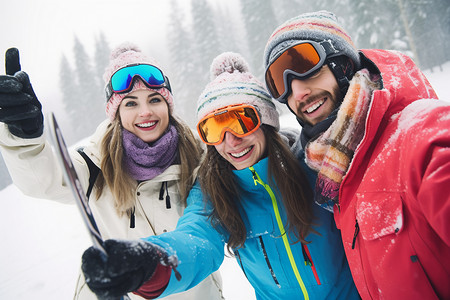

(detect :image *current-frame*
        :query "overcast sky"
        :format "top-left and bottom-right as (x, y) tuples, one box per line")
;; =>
(0, 0), (174, 69)
(0, 0), (188, 115)
(1, 0), (243, 120)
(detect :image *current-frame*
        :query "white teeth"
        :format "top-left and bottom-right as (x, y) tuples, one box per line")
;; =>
(230, 147), (251, 158)
(305, 99), (325, 114)
(136, 121), (156, 128)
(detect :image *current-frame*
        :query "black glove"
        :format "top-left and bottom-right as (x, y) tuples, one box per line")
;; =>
(0, 48), (43, 138)
(82, 239), (179, 300)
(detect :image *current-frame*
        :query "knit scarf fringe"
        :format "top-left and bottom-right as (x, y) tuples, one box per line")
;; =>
(305, 69), (380, 208)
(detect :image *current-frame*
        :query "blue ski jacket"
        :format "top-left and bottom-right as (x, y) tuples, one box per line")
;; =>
(144, 157), (359, 299)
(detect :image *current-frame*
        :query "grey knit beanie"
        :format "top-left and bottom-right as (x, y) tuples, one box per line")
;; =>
(264, 11), (361, 73)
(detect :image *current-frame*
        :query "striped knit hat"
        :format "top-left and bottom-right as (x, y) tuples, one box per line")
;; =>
(264, 11), (361, 98)
(197, 52), (279, 130)
(104, 42), (174, 121)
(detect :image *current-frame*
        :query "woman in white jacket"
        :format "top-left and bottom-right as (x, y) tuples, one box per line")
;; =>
(0, 44), (223, 299)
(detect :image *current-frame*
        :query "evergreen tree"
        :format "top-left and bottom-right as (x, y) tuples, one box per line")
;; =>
(403, 0), (450, 70)
(191, 0), (222, 84)
(94, 32), (111, 92)
(211, 2), (242, 54)
(59, 54), (79, 144)
(166, 0), (222, 126)
(396, 0), (423, 64)
(59, 36), (106, 143)
(271, 0), (312, 24)
(72, 36), (104, 140)
(167, 0), (198, 127)
(239, 0), (278, 77)
(342, 0), (402, 51)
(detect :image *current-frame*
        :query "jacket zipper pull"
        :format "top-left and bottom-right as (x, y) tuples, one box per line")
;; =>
(166, 194), (171, 209)
(302, 244), (312, 266)
(250, 168), (258, 186)
(130, 207), (135, 228)
(159, 182), (165, 200)
(165, 182), (171, 209)
(352, 219), (360, 249)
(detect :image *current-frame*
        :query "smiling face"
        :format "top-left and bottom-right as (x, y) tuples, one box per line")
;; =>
(214, 128), (266, 170)
(118, 89), (169, 143)
(287, 65), (342, 126)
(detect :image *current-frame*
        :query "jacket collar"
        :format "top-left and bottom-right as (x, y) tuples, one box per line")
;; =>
(232, 157), (269, 185)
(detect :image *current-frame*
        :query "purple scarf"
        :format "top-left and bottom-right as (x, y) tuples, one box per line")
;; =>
(122, 125), (179, 181)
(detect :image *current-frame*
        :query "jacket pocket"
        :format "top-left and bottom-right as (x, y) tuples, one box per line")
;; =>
(356, 192), (403, 240)
(245, 213), (275, 239)
(354, 192), (441, 298)
(237, 214), (281, 287)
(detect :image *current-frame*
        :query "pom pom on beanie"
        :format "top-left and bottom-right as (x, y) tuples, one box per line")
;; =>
(197, 52), (279, 130)
(210, 53), (250, 80)
(104, 42), (174, 121)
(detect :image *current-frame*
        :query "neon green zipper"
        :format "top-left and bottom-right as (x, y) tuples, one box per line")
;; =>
(249, 167), (309, 300)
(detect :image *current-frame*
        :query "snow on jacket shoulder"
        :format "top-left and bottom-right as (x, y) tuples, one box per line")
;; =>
(0, 119), (223, 300)
(335, 49), (450, 299)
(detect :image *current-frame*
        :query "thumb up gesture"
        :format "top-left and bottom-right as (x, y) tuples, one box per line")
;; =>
(0, 48), (43, 138)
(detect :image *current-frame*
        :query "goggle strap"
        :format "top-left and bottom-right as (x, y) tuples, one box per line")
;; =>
(105, 83), (113, 101)
(319, 40), (340, 57)
(164, 76), (172, 94)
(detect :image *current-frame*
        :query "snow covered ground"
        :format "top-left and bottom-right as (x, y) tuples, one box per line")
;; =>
(0, 61), (449, 299)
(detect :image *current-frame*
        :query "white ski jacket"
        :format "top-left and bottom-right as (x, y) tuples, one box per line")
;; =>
(0, 120), (223, 300)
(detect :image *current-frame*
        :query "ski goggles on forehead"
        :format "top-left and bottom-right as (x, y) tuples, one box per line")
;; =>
(197, 104), (261, 146)
(105, 64), (171, 100)
(265, 40), (338, 102)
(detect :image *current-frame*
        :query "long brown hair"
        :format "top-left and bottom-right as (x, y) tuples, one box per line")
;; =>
(198, 125), (314, 252)
(95, 111), (203, 216)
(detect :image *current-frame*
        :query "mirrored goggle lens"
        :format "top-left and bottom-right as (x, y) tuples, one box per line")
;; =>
(197, 106), (261, 145)
(111, 64), (165, 92)
(265, 43), (322, 99)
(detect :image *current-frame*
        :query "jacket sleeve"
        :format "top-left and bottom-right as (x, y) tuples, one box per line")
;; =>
(405, 100), (450, 247)
(0, 123), (89, 203)
(142, 181), (226, 298)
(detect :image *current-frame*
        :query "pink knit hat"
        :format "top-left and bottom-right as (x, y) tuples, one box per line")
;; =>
(104, 42), (174, 121)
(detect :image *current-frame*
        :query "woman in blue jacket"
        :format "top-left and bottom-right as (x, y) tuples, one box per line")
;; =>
(81, 52), (359, 300)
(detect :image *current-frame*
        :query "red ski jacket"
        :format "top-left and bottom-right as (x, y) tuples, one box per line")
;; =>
(334, 49), (450, 299)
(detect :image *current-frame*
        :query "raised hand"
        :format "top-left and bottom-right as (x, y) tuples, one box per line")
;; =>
(0, 48), (43, 138)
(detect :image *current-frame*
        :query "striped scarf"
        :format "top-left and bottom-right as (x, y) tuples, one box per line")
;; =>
(305, 69), (380, 209)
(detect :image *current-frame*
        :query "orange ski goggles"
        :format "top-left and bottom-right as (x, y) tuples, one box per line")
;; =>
(265, 40), (338, 102)
(197, 104), (261, 145)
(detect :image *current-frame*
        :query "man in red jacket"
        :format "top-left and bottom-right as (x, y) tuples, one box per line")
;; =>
(263, 10), (450, 299)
